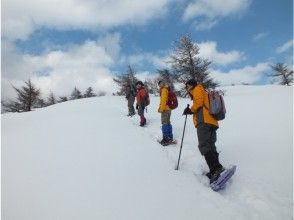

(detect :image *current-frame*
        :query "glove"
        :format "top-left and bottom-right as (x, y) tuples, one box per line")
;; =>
(183, 107), (193, 115)
(136, 104), (139, 110)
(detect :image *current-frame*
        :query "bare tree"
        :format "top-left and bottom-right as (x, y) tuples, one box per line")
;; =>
(2, 79), (41, 112)
(58, 96), (68, 103)
(113, 64), (138, 96)
(47, 92), (57, 105)
(2, 100), (23, 113)
(269, 63), (293, 86)
(35, 98), (46, 108)
(84, 87), (96, 98)
(71, 87), (83, 100)
(168, 36), (218, 96)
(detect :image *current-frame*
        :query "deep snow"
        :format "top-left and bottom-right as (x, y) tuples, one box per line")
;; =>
(2, 85), (293, 220)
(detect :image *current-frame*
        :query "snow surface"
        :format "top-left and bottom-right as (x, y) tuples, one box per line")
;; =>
(2, 85), (293, 220)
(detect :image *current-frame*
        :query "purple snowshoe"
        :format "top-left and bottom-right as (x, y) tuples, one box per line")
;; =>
(210, 165), (236, 191)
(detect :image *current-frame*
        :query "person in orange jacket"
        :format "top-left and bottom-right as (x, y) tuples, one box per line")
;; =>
(135, 81), (148, 126)
(158, 80), (174, 145)
(183, 79), (224, 183)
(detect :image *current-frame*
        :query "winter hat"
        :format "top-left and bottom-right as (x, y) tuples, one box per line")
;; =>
(158, 80), (165, 85)
(136, 81), (144, 86)
(185, 79), (197, 87)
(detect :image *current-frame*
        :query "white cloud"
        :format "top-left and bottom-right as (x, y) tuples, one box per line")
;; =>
(124, 53), (170, 69)
(192, 19), (219, 31)
(276, 39), (294, 53)
(135, 71), (159, 82)
(123, 41), (243, 71)
(2, 0), (170, 41)
(183, 0), (251, 30)
(198, 41), (243, 65)
(2, 34), (121, 100)
(253, 32), (269, 41)
(211, 62), (270, 85)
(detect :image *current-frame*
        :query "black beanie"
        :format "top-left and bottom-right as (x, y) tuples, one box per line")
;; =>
(185, 79), (197, 87)
(136, 81), (144, 86)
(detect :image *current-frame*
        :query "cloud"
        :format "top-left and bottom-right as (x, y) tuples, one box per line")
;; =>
(192, 19), (219, 31)
(2, 34), (121, 100)
(123, 52), (170, 70)
(210, 62), (270, 85)
(276, 39), (294, 53)
(198, 41), (243, 65)
(2, 0), (170, 41)
(135, 71), (159, 82)
(253, 32), (269, 41)
(183, 0), (251, 30)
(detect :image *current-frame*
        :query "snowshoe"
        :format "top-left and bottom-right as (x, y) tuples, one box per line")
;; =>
(210, 165), (236, 191)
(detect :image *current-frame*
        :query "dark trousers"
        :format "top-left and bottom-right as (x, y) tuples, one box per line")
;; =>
(196, 123), (218, 155)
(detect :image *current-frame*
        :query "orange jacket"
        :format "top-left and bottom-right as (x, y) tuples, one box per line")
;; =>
(158, 86), (170, 112)
(188, 84), (218, 128)
(136, 87), (147, 106)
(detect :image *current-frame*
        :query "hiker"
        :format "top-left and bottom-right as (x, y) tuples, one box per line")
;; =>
(125, 83), (136, 116)
(157, 80), (174, 145)
(183, 79), (224, 183)
(135, 81), (148, 126)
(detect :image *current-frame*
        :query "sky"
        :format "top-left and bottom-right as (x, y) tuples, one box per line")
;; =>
(1, 0), (293, 99)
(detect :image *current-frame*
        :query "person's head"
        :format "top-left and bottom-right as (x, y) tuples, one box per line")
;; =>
(158, 80), (165, 88)
(185, 79), (197, 90)
(136, 81), (144, 88)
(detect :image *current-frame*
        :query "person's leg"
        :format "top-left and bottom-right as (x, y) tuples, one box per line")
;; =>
(161, 112), (169, 142)
(138, 105), (146, 126)
(197, 124), (223, 181)
(164, 110), (173, 140)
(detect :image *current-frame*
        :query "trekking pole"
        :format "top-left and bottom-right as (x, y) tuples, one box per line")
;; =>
(175, 104), (189, 170)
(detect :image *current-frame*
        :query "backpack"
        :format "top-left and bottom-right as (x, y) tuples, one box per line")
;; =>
(167, 89), (178, 110)
(142, 89), (150, 106)
(207, 90), (226, 121)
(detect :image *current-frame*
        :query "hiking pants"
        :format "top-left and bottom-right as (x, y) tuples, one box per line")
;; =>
(137, 105), (145, 116)
(196, 123), (218, 155)
(161, 110), (171, 124)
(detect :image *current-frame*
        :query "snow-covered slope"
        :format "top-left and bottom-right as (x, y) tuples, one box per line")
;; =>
(2, 85), (293, 220)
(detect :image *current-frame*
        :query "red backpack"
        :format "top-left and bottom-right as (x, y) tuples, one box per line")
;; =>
(141, 88), (150, 106)
(167, 89), (178, 110)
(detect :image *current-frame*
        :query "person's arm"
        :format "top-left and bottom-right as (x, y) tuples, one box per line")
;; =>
(191, 86), (204, 113)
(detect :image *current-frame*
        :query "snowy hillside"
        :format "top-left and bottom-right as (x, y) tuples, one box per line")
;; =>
(2, 85), (293, 220)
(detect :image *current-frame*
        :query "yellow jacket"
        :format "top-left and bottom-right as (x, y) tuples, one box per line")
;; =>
(188, 84), (218, 128)
(158, 86), (170, 112)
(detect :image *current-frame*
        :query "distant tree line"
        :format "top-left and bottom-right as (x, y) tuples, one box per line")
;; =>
(2, 80), (106, 113)
(114, 35), (293, 97)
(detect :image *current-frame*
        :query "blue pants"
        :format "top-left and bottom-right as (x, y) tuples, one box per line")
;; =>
(162, 124), (173, 140)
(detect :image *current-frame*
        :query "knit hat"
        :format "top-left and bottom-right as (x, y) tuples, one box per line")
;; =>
(185, 79), (197, 87)
(135, 81), (144, 86)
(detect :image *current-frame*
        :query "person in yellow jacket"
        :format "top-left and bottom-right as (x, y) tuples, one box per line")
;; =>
(183, 79), (224, 183)
(158, 81), (173, 146)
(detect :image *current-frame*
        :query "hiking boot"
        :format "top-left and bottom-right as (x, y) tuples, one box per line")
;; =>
(205, 171), (213, 179)
(160, 137), (173, 146)
(140, 119), (146, 126)
(209, 167), (225, 184)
